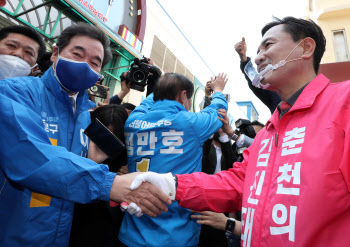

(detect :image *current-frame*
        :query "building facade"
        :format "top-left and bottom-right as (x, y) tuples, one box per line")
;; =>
(307, 0), (350, 83)
(236, 101), (259, 122)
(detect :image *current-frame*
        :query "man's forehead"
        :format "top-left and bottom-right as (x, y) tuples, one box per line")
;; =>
(257, 25), (293, 50)
(65, 35), (103, 54)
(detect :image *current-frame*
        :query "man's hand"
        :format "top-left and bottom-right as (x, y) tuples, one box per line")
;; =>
(110, 173), (171, 217)
(205, 81), (212, 97)
(191, 211), (227, 231)
(218, 109), (234, 137)
(234, 37), (248, 62)
(210, 73), (228, 94)
(130, 172), (176, 201)
(147, 57), (154, 66)
(191, 211), (242, 236)
(218, 128), (226, 137)
(118, 80), (131, 100)
(118, 73), (131, 101)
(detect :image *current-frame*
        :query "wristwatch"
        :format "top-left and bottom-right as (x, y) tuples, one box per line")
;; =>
(225, 218), (236, 233)
(230, 133), (239, 141)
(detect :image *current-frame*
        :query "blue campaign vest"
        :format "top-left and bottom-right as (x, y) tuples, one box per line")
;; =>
(0, 68), (108, 247)
(119, 93), (227, 247)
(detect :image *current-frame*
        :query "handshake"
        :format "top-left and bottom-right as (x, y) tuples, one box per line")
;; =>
(110, 172), (177, 217)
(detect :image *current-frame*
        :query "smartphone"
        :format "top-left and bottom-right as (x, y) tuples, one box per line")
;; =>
(87, 84), (110, 99)
(84, 118), (125, 160)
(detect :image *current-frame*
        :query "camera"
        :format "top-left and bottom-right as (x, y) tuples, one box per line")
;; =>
(87, 84), (110, 99)
(120, 57), (162, 92)
(234, 118), (256, 138)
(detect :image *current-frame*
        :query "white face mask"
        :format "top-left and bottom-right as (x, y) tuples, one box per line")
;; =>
(0, 54), (33, 80)
(245, 39), (304, 89)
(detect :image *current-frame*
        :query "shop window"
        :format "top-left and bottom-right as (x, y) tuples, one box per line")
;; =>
(333, 30), (349, 62)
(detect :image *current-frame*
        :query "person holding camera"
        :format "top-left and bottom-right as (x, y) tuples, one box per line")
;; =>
(109, 57), (161, 105)
(118, 72), (228, 247)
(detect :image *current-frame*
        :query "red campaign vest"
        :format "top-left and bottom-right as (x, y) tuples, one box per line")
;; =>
(240, 74), (350, 247)
(176, 74), (350, 247)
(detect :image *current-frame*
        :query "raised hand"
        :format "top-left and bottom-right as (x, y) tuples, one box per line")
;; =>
(218, 109), (234, 138)
(205, 81), (212, 97)
(210, 73), (228, 94)
(234, 37), (248, 62)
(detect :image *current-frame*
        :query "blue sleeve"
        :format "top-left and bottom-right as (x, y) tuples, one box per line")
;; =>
(0, 77), (38, 110)
(126, 93), (155, 125)
(190, 92), (228, 143)
(0, 94), (116, 203)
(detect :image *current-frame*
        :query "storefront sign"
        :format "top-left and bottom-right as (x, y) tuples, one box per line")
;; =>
(72, 0), (124, 32)
(118, 25), (143, 52)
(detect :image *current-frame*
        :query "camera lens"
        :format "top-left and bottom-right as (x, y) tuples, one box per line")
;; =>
(133, 70), (147, 82)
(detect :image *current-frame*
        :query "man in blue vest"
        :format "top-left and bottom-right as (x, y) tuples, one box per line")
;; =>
(0, 23), (170, 247)
(119, 72), (228, 247)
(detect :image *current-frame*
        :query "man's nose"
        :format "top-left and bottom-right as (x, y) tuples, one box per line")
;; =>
(11, 48), (24, 59)
(255, 52), (265, 66)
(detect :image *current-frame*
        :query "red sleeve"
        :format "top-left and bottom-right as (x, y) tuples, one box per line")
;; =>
(175, 158), (247, 213)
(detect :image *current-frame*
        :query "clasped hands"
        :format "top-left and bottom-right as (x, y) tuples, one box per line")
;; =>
(110, 172), (176, 217)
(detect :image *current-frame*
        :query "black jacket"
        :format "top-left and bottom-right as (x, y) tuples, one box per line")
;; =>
(202, 138), (237, 174)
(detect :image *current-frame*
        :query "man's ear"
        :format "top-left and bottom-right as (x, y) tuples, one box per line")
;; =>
(176, 90), (187, 104)
(50, 46), (59, 63)
(301, 37), (316, 60)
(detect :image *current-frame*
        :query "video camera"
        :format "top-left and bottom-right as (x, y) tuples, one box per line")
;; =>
(234, 118), (256, 138)
(120, 57), (162, 92)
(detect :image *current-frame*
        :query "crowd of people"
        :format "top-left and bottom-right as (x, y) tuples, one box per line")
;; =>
(0, 15), (349, 247)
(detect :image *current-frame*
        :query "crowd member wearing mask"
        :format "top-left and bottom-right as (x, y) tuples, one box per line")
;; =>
(0, 23), (171, 247)
(128, 17), (350, 247)
(0, 25), (46, 79)
(118, 73), (228, 247)
(194, 116), (264, 247)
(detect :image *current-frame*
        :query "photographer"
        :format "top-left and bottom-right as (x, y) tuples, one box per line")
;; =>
(229, 118), (264, 162)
